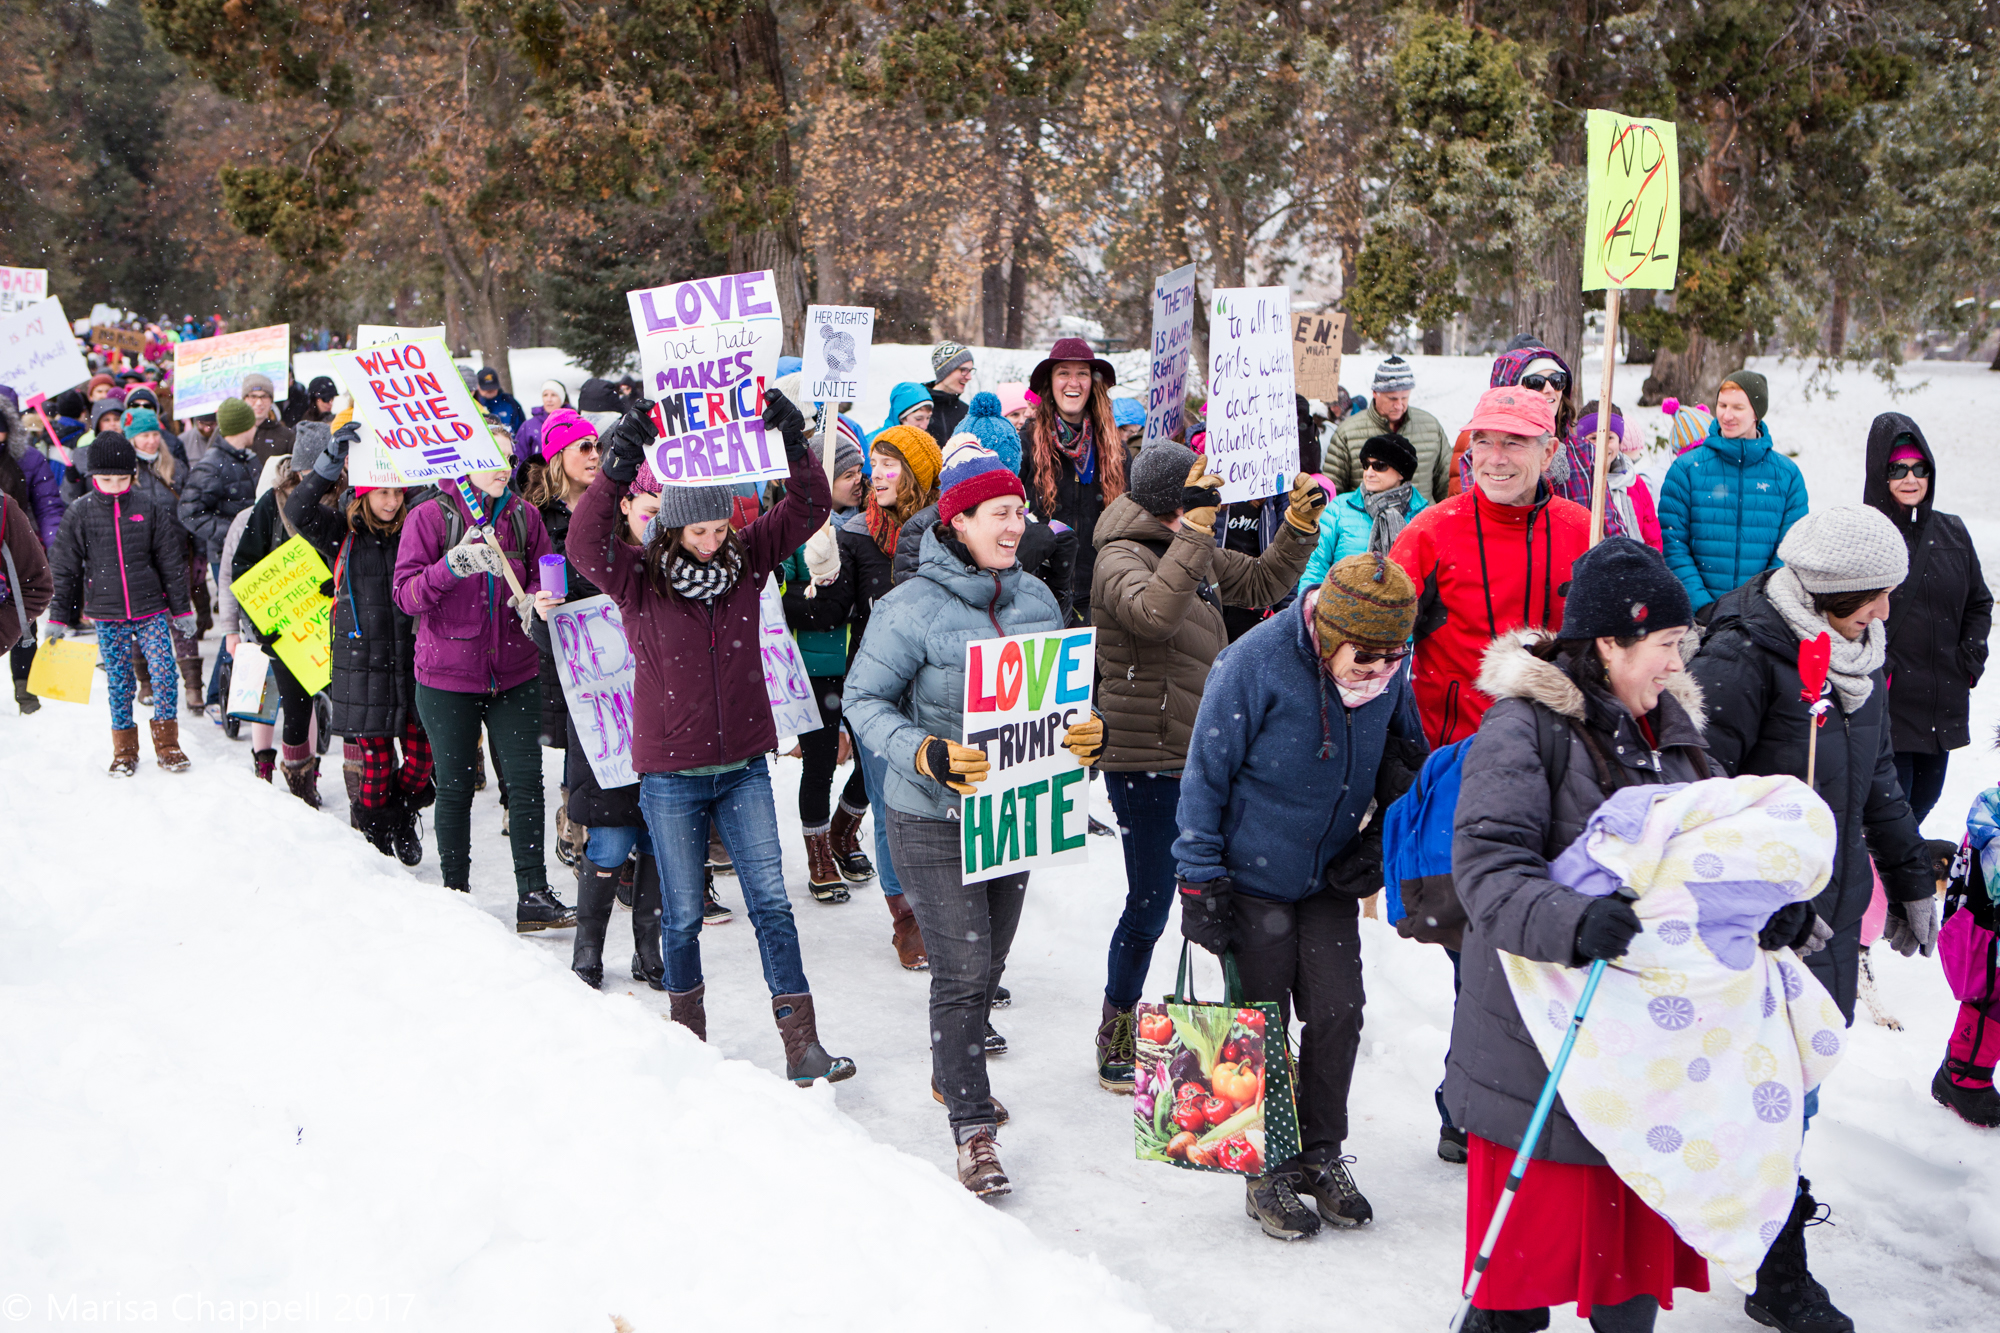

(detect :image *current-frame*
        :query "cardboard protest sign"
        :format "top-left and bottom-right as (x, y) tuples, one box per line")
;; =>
(1205, 286), (1298, 504)
(1584, 110), (1680, 291)
(91, 326), (147, 355)
(1145, 264), (1198, 447)
(174, 323), (290, 417)
(626, 270), (786, 487)
(356, 324), (446, 348)
(958, 627), (1096, 884)
(230, 535), (333, 695)
(0, 267), (48, 316)
(800, 305), (873, 405)
(760, 575), (822, 739)
(548, 594), (638, 790)
(0, 299), (91, 404)
(1291, 310), (1346, 402)
(330, 337), (510, 484)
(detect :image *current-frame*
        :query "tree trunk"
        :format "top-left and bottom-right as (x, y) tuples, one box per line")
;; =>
(1641, 329), (1741, 408)
(1828, 277), (1848, 358)
(716, 2), (807, 355)
(1422, 326), (1444, 356)
(442, 274), (468, 358)
(981, 219), (1008, 348)
(433, 205), (513, 392)
(731, 225), (808, 356)
(1621, 288), (1656, 363)
(1003, 167), (1037, 349)
(1514, 238), (1584, 383)
(812, 230), (847, 306)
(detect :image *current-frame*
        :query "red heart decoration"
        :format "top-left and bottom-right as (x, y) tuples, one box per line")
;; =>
(1797, 633), (1832, 705)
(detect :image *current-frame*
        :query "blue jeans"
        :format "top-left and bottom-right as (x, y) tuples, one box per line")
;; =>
(1103, 771), (1183, 1008)
(586, 824), (653, 866)
(639, 759), (808, 996)
(853, 740), (905, 898)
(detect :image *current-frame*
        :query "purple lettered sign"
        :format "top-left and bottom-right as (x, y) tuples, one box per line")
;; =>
(548, 594), (638, 789)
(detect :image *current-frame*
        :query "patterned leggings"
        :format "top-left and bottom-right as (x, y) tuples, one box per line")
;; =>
(348, 720), (436, 810)
(100, 614), (179, 729)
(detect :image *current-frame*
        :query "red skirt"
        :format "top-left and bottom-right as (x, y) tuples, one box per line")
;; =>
(1463, 1133), (1709, 1317)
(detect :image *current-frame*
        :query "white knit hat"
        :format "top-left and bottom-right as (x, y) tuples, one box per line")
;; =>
(1777, 505), (1908, 594)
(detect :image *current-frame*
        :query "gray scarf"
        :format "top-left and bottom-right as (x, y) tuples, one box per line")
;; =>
(1765, 567), (1885, 713)
(1363, 482), (1416, 557)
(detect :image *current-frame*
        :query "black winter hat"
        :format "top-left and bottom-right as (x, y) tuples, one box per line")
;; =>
(89, 430), (136, 476)
(1359, 432), (1418, 483)
(577, 377), (626, 413)
(1559, 536), (1692, 640)
(307, 375), (338, 402)
(1128, 442), (1197, 517)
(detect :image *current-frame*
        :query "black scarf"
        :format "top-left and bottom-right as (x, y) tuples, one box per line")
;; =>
(667, 546), (741, 601)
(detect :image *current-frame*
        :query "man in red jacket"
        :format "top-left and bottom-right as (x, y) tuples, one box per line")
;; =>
(1389, 386), (1591, 746)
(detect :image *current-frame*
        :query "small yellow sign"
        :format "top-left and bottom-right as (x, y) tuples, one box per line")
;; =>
(231, 534), (334, 696)
(27, 637), (99, 703)
(1583, 110), (1680, 291)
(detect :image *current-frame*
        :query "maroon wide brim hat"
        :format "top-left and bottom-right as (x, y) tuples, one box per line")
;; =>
(1028, 337), (1117, 397)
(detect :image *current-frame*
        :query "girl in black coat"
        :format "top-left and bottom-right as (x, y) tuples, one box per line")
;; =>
(1860, 412), (1992, 821)
(285, 423), (431, 862)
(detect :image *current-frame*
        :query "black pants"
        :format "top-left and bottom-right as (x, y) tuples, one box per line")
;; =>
(796, 674), (866, 830)
(415, 680), (545, 896)
(1233, 889), (1364, 1159)
(1894, 750), (1950, 825)
(274, 653), (314, 749)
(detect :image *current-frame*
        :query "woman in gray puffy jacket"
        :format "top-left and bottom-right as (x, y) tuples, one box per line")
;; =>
(843, 438), (1099, 1200)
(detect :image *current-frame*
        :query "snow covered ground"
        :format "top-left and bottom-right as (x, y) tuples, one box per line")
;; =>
(7, 353), (1999, 1331)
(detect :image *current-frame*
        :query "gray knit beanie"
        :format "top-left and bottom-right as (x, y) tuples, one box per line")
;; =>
(830, 432), (862, 481)
(1373, 356), (1415, 395)
(652, 484), (736, 531)
(1777, 505), (1908, 594)
(291, 421), (331, 476)
(1128, 442), (1198, 517)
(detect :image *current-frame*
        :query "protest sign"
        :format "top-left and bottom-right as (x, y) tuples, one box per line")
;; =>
(799, 305), (873, 405)
(1205, 286), (1298, 504)
(759, 575), (823, 739)
(230, 535), (333, 695)
(1583, 110), (1680, 291)
(0, 267), (48, 316)
(548, 594), (639, 790)
(958, 627), (1096, 884)
(349, 423), (410, 489)
(1145, 264), (1198, 447)
(0, 299), (91, 404)
(626, 270), (786, 488)
(1291, 310), (1346, 401)
(225, 641), (279, 723)
(91, 325), (147, 355)
(356, 324), (446, 348)
(174, 323), (290, 417)
(330, 337), (510, 484)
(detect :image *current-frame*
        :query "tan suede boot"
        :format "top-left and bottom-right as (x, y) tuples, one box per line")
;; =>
(108, 727), (140, 777)
(149, 719), (191, 773)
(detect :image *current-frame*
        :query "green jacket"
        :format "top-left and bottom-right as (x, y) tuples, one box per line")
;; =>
(1326, 404), (1452, 503)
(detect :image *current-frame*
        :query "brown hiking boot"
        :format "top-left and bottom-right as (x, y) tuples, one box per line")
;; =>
(178, 656), (205, 711)
(828, 802), (875, 882)
(282, 756), (323, 808)
(887, 892), (929, 971)
(108, 727), (140, 777)
(931, 1079), (1010, 1124)
(956, 1130), (1011, 1198)
(803, 830), (848, 903)
(667, 983), (707, 1042)
(772, 992), (857, 1086)
(149, 719), (191, 773)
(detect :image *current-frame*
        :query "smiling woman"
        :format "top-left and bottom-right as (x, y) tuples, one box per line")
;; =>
(1022, 337), (1127, 623)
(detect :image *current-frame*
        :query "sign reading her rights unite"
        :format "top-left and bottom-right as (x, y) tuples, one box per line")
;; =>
(626, 270), (786, 488)
(331, 337), (510, 484)
(959, 628), (1096, 884)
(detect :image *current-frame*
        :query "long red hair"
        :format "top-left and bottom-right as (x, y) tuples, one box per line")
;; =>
(1026, 373), (1125, 513)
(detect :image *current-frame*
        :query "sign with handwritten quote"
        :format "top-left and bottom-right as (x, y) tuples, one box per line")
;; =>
(958, 628), (1096, 884)
(0, 299), (90, 403)
(1145, 265), (1197, 447)
(1205, 286), (1298, 504)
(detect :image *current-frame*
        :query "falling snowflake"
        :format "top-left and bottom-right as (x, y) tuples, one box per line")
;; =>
(1645, 1125), (1683, 1153)
(1656, 919), (1692, 946)
(1686, 1057), (1711, 1082)
(1752, 1081), (1792, 1123)
(1648, 996), (1695, 1031)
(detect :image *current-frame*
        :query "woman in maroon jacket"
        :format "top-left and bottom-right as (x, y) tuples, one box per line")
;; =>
(573, 390), (855, 1087)
(392, 433), (574, 930)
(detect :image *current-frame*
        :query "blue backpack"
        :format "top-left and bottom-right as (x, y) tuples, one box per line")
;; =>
(1380, 738), (1473, 930)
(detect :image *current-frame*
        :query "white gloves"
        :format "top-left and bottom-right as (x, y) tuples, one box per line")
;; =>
(1883, 894), (1940, 958)
(445, 530), (508, 579)
(510, 593), (536, 638)
(801, 522), (840, 596)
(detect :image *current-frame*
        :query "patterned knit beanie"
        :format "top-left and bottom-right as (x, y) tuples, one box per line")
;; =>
(931, 341), (974, 380)
(937, 436), (1027, 526)
(1314, 554), (1417, 658)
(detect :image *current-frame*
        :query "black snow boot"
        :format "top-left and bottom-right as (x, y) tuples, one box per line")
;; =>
(356, 800), (397, 857)
(1244, 1168), (1321, 1240)
(629, 853), (665, 990)
(393, 781), (432, 867)
(571, 857), (619, 988)
(15, 681), (40, 715)
(1295, 1151), (1373, 1228)
(516, 888), (578, 933)
(1459, 1309), (1550, 1333)
(1932, 1059), (2000, 1128)
(1745, 1178), (1853, 1333)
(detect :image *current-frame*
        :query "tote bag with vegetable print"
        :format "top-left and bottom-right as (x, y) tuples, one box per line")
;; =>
(1133, 945), (1300, 1176)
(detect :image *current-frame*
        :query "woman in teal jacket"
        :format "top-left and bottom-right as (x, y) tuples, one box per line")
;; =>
(1297, 432), (1428, 591)
(1657, 369), (1808, 617)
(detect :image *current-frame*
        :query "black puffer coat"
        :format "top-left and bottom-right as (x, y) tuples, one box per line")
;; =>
(1449, 630), (1718, 1165)
(1860, 413), (1992, 755)
(286, 470), (416, 738)
(48, 484), (191, 625)
(1691, 570), (1933, 1020)
(178, 439), (259, 564)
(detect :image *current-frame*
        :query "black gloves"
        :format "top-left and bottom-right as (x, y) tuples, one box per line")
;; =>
(1179, 877), (1235, 956)
(1574, 895), (1643, 963)
(602, 405), (657, 486)
(1757, 901), (1817, 953)
(1326, 842), (1383, 899)
(762, 387), (809, 462)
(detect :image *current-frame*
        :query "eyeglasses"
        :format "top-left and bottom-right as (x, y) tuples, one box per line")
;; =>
(1520, 371), (1569, 393)
(1885, 460), (1930, 480)
(1361, 458), (1402, 474)
(1349, 647), (1409, 666)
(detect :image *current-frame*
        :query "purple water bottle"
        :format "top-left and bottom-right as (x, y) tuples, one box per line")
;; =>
(539, 555), (567, 601)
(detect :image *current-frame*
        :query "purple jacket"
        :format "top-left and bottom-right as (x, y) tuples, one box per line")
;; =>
(2, 395), (65, 547)
(392, 485), (552, 694)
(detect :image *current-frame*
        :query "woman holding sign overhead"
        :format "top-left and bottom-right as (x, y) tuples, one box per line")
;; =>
(844, 437), (1104, 1200)
(576, 388), (856, 1090)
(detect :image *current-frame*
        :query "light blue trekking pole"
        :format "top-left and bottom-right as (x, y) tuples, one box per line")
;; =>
(1446, 956), (1610, 1333)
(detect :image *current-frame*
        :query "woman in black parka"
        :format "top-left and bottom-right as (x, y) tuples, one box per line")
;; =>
(1860, 412), (1992, 822)
(284, 422), (432, 861)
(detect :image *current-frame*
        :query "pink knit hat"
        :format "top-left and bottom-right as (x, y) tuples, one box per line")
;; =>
(540, 408), (597, 462)
(996, 382), (1032, 417)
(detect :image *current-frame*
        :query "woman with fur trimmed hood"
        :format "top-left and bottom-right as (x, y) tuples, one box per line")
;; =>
(1451, 537), (1732, 1332)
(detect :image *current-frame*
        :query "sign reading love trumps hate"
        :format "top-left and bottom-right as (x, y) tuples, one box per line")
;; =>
(626, 270), (786, 488)
(959, 628), (1096, 884)
(331, 337), (510, 484)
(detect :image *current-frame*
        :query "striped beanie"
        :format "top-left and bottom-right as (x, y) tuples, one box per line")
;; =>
(1372, 356), (1415, 394)
(931, 341), (974, 379)
(937, 435), (1026, 525)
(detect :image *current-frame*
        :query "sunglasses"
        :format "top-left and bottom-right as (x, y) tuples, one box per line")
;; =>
(1885, 461), (1930, 480)
(1349, 647), (1409, 667)
(1520, 371), (1569, 393)
(1361, 458), (1403, 474)
(574, 441), (602, 454)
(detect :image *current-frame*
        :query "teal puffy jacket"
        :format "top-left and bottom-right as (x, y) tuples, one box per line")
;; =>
(1657, 422), (1808, 611)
